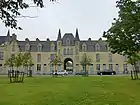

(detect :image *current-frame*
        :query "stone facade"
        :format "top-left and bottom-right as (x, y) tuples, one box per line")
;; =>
(0, 29), (131, 74)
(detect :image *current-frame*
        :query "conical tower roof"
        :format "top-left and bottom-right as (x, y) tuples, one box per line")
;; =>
(57, 29), (61, 41)
(75, 28), (80, 41)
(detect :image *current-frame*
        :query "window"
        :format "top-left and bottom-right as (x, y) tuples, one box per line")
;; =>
(82, 45), (86, 52)
(37, 54), (41, 62)
(103, 64), (106, 71)
(50, 54), (54, 60)
(0, 52), (4, 60)
(58, 49), (60, 55)
(95, 44), (100, 51)
(109, 64), (113, 71)
(37, 64), (41, 71)
(63, 48), (66, 55)
(58, 42), (61, 46)
(44, 64), (46, 66)
(37, 45), (42, 52)
(115, 64), (119, 71)
(108, 53), (112, 62)
(25, 44), (30, 51)
(71, 48), (73, 55)
(123, 54), (127, 62)
(66, 39), (70, 44)
(96, 64), (100, 71)
(123, 64), (128, 72)
(76, 48), (78, 55)
(96, 54), (100, 62)
(67, 48), (69, 55)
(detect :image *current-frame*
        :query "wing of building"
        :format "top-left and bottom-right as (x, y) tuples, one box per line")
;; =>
(0, 29), (131, 75)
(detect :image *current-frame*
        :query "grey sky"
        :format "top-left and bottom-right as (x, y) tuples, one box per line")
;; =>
(0, 0), (118, 41)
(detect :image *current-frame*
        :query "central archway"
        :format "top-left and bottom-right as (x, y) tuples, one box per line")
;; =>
(64, 58), (73, 73)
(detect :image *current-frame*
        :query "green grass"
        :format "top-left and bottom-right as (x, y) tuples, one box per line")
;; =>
(0, 76), (140, 105)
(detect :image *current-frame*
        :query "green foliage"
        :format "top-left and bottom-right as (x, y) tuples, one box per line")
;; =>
(80, 53), (92, 66)
(103, 0), (140, 57)
(14, 53), (23, 69)
(127, 53), (140, 65)
(22, 52), (33, 67)
(5, 52), (33, 71)
(0, 0), (57, 29)
(5, 55), (15, 67)
(49, 54), (63, 66)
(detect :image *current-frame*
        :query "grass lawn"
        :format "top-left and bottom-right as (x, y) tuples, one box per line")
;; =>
(0, 76), (140, 105)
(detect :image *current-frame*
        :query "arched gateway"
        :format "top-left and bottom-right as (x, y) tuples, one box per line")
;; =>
(64, 58), (73, 73)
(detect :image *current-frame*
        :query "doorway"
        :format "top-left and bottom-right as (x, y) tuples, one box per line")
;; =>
(64, 58), (73, 73)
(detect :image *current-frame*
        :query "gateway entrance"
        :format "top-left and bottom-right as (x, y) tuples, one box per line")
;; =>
(64, 58), (73, 74)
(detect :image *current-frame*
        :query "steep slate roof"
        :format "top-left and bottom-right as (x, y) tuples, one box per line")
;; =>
(18, 40), (57, 52)
(0, 36), (8, 44)
(1, 30), (108, 52)
(57, 29), (62, 41)
(17, 38), (108, 52)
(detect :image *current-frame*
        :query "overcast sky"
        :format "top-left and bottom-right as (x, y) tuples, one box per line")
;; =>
(0, 0), (118, 41)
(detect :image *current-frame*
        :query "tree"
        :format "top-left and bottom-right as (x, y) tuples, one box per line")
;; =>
(0, 0), (57, 29)
(22, 52), (33, 76)
(49, 54), (63, 73)
(80, 53), (92, 76)
(127, 53), (140, 79)
(14, 53), (23, 71)
(103, 0), (140, 79)
(5, 54), (15, 70)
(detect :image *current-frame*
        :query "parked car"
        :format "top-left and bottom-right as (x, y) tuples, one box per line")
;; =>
(75, 71), (88, 75)
(53, 70), (68, 75)
(97, 70), (116, 75)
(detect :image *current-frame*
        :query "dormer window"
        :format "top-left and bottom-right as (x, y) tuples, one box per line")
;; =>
(25, 44), (30, 51)
(37, 44), (42, 52)
(66, 39), (70, 45)
(82, 44), (86, 52)
(95, 44), (100, 51)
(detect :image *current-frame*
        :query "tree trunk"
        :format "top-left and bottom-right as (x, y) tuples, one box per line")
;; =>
(134, 64), (139, 80)
(131, 70), (133, 80)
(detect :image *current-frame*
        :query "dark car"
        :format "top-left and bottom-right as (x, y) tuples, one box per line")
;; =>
(97, 71), (116, 75)
(75, 71), (88, 75)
